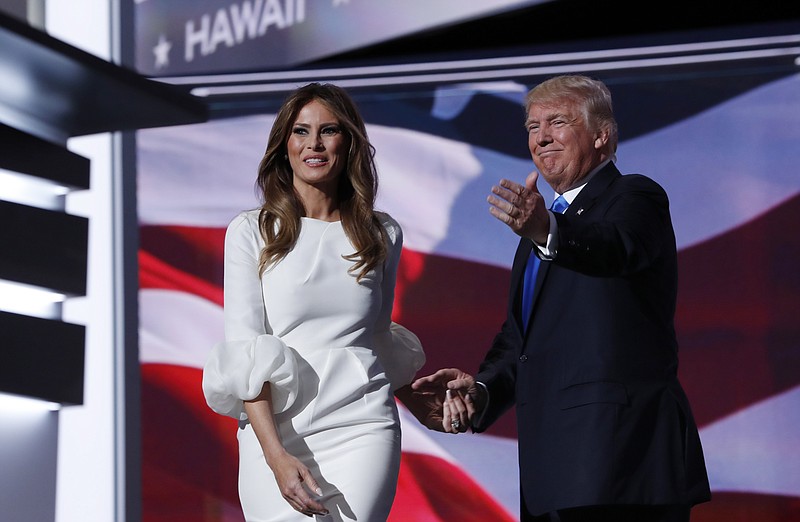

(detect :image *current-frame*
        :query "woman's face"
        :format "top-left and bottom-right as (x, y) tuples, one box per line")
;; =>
(287, 99), (349, 196)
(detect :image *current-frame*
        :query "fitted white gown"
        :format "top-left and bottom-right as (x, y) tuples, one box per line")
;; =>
(203, 210), (425, 522)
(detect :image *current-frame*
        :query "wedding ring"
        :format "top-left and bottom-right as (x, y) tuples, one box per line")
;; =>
(451, 418), (461, 431)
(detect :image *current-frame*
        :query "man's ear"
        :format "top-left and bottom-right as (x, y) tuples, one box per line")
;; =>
(594, 128), (610, 150)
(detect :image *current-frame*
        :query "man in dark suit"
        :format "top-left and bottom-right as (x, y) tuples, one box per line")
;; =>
(413, 75), (711, 521)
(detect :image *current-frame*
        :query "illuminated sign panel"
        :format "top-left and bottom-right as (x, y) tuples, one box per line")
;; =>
(134, 0), (546, 76)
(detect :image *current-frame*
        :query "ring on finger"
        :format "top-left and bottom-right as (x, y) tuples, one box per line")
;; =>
(451, 418), (461, 430)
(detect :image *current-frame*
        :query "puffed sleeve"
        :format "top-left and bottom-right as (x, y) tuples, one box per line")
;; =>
(203, 337), (298, 419)
(373, 213), (426, 390)
(202, 211), (299, 420)
(376, 322), (426, 390)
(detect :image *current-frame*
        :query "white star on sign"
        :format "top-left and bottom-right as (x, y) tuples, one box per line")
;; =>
(153, 34), (172, 69)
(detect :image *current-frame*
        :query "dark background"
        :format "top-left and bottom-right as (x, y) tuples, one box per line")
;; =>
(312, 1), (800, 67)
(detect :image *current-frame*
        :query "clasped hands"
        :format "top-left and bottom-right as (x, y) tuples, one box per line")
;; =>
(399, 368), (486, 434)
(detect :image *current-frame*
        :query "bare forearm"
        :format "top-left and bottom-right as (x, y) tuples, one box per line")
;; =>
(243, 382), (287, 464)
(244, 382), (328, 515)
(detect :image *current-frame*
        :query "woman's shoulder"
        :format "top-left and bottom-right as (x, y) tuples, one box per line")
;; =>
(375, 211), (403, 244)
(226, 209), (262, 243)
(229, 208), (260, 224)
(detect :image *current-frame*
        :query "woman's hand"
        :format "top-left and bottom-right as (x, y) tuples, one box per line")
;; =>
(267, 450), (328, 517)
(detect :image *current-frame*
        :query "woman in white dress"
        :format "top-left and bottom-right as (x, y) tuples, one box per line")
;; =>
(202, 83), (443, 521)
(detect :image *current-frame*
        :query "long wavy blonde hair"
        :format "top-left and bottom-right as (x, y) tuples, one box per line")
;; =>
(255, 83), (387, 282)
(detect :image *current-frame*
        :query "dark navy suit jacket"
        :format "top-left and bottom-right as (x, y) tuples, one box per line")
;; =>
(474, 162), (711, 515)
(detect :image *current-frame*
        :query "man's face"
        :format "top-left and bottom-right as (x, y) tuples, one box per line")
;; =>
(526, 97), (607, 193)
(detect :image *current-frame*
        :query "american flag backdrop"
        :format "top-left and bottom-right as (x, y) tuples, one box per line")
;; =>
(136, 62), (800, 520)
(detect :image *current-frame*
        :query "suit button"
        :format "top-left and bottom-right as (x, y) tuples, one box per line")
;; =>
(519, 354), (528, 362)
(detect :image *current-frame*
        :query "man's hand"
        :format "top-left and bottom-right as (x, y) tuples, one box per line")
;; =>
(488, 170), (550, 244)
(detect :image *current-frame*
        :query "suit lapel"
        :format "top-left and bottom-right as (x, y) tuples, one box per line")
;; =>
(565, 161), (620, 217)
(523, 162), (622, 333)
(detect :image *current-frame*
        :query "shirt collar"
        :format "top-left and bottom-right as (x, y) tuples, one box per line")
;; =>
(554, 158), (612, 205)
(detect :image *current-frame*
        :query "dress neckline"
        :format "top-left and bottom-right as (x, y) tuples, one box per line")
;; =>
(301, 216), (341, 224)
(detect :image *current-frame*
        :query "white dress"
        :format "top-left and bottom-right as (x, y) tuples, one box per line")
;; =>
(202, 210), (425, 522)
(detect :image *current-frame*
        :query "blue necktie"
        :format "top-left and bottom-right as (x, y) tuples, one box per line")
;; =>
(551, 194), (569, 215)
(521, 195), (568, 331)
